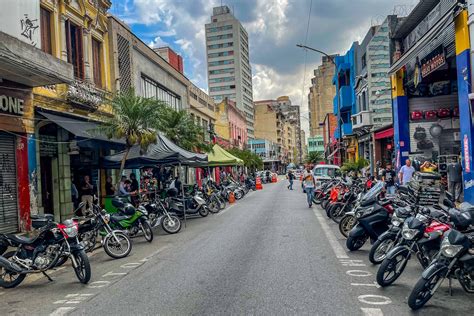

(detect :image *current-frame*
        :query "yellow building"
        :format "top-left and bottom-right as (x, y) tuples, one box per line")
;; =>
(188, 83), (216, 143)
(31, 0), (115, 220)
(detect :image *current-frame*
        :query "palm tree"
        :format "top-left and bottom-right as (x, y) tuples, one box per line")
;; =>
(97, 90), (163, 183)
(306, 151), (324, 165)
(157, 108), (213, 152)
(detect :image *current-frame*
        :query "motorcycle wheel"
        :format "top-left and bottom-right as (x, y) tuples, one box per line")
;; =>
(376, 252), (409, 287)
(369, 235), (396, 265)
(148, 213), (160, 228)
(199, 206), (209, 217)
(346, 235), (367, 251)
(407, 273), (442, 310)
(0, 251), (26, 288)
(234, 190), (243, 200)
(140, 220), (154, 243)
(313, 193), (323, 205)
(329, 205), (345, 224)
(321, 199), (329, 210)
(72, 250), (91, 284)
(103, 231), (132, 259)
(208, 200), (220, 214)
(217, 197), (226, 210)
(162, 215), (182, 234)
(339, 215), (356, 238)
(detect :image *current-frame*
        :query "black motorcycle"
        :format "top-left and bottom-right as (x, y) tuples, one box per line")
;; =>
(346, 182), (394, 251)
(0, 215), (91, 288)
(368, 205), (415, 264)
(143, 196), (182, 234)
(328, 187), (363, 224)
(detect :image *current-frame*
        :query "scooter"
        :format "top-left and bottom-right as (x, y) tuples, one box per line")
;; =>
(166, 188), (209, 217)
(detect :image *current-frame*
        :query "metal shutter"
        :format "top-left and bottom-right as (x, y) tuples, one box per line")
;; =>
(0, 133), (19, 233)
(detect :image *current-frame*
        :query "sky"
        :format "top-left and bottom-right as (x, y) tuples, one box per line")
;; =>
(110, 0), (420, 134)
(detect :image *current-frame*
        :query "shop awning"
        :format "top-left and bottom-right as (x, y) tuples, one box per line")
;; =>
(207, 144), (244, 167)
(0, 31), (73, 87)
(374, 127), (394, 140)
(102, 132), (207, 169)
(388, 5), (455, 76)
(39, 111), (124, 144)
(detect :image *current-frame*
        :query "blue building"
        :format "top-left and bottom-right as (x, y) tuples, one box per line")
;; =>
(333, 42), (359, 162)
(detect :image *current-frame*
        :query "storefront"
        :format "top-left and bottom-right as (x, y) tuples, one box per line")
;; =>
(373, 125), (394, 166)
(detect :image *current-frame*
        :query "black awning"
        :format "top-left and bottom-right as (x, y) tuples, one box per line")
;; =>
(39, 111), (124, 145)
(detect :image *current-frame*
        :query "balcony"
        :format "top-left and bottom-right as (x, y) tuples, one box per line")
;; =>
(339, 85), (352, 112)
(67, 79), (106, 110)
(342, 122), (352, 137)
(351, 111), (372, 131)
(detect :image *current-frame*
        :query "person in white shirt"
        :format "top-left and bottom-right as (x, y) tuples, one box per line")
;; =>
(399, 159), (416, 185)
(302, 166), (316, 208)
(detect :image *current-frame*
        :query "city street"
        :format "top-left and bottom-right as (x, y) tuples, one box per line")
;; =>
(0, 179), (472, 315)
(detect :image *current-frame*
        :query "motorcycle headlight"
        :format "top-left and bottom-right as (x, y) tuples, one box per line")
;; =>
(440, 237), (463, 258)
(63, 225), (78, 238)
(391, 215), (402, 227)
(401, 227), (418, 240)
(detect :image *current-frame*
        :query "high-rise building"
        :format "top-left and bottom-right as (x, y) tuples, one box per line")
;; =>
(205, 5), (254, 140)
(308, 55), (337, 137)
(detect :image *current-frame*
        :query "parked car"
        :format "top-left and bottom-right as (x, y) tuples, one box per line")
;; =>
(312, 164), (341, 188)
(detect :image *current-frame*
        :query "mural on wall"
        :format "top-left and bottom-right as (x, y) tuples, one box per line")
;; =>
(0, 0), (41, 48)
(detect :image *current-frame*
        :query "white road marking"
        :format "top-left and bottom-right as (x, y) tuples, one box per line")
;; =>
(50, 307), (75, 316)
(340, 259), (366, 266)
(312, 209), (349, 259)
(102, 271), (127, 278)
(346, 270), (372, 277)
(351, 282), (381, 288)
(361, 307), (384, 316)
(120, 262), (142, 269)
(87, 280), (110, 288)
(358, 294), (392, 305)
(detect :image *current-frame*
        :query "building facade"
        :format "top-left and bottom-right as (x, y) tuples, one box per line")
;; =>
(188, 83), (215, 143)
(214, 98), (247, 149)
(205, 5), (254, 139)
(308, 136), (325, 155)
(275, 96), (303, 163)
(308, 56), (337, 137)
(154, 46), (184, 74)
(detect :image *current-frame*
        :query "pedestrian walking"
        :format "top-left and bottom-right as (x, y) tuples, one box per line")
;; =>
(381, 163), (396, 195)
(287, 170), (295, 190)
(447, 157), (463, 202)
(302, 166), (316, 208)
(80, 175), (94, 213)
(399, 159), (416, 185)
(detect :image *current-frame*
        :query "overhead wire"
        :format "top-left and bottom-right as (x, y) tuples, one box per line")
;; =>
(299, 0), (313, 130)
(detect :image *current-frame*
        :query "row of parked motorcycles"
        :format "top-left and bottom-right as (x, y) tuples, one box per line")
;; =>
(0, 177), (256, 289)
(313, 178), (474, 310)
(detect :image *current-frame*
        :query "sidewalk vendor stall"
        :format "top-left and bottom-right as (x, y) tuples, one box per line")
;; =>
(206, 144), (244, 184)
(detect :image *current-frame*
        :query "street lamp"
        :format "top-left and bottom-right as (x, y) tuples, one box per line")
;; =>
(296, 43), (343, 165)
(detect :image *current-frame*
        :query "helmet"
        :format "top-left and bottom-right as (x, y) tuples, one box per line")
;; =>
(166, 188), (179, 197)
(112, 198), (125, 209)
(123, 204), (136, 216)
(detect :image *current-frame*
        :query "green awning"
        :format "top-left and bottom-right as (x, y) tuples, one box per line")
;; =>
(207, 144), (244, 166)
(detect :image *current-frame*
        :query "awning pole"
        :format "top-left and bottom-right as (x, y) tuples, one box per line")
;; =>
(180, 163), (186, 228)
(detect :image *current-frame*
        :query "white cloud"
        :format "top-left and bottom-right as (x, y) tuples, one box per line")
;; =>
(148, 36), (169, 48)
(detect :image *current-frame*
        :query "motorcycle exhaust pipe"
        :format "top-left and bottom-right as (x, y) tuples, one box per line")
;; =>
(0, 256), (24, 274)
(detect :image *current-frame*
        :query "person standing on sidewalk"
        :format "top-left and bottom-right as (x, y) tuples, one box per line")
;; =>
(447, 157), (463, 202)
(399, 159), (415, 185)
(80, 175), (94, 214)
(287, 170), (295, 190)
(381, 163), (396, 195)
(303, 166), (316, 208)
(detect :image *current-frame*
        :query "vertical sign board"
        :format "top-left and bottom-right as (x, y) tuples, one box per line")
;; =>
(0, 0), (41, 48)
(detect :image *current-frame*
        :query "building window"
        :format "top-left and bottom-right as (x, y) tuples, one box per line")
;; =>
(361, 53), (366, 68)
(65, 20), (84, 79)
(141, 75), (182, 110)
(40, 7), (52, 55)
(92, 38), (102, 88)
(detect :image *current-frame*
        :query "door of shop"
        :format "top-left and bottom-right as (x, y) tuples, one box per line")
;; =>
(0, 133), (19, 233)
(40, 157), (54, 215)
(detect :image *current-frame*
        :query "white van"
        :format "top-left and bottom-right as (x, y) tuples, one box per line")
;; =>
(312, 164), (341, 188)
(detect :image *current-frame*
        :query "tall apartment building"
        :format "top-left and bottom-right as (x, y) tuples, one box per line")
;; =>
(205, 5), (254, 140)
(274, 96), (302, 163)
(308, 55), (337, 137)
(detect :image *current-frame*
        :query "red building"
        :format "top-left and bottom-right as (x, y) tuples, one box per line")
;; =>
(322, 113), (340, 165)
(154, 47), (184, 74)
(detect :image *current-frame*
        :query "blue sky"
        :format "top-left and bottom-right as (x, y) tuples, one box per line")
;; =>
(110, 0), (419, 131)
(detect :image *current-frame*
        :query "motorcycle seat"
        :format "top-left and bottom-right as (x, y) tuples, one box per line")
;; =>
(5, 234), (38, 245)
(110, 214), (130, 222)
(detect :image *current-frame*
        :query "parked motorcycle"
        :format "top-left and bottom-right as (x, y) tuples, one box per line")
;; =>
(0, 215), (91, 288)
(144, 196), (182, 234)
(166, 188), (209, 217)
(408, 206), (474, 310)
(109, 197), (154, 242)
(77, 203), (133, 259)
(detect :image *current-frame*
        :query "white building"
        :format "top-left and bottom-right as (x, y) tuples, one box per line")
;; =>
(205, 5), (254, 140)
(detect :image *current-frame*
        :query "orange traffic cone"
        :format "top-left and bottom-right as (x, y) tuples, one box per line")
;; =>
(228, 191), (235, 203)
(272, 174), (277, 183)
(256, 176), (263, 190)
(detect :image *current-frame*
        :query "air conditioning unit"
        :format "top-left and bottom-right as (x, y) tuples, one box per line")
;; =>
(453, 132), (460, 141)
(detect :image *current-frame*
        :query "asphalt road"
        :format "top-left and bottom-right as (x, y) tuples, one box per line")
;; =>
(1, 179), (473, 315)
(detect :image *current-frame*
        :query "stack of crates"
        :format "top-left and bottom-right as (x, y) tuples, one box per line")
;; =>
(407, 172), (442, 205)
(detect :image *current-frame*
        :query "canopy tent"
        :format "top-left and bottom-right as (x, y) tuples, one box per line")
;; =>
(102, 132), (207, 169)
(207, 144), (244, 167)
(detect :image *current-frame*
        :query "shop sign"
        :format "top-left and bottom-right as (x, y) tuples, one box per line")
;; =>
(464, 134), (470, 173)
(67, 79), (105, 109)
(0, 95), (25, 116)
(421, 45), (445, 78)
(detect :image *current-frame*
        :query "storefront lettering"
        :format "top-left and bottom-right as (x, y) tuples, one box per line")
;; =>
(464, 134), (470, 173)
(0, 95), (25, 115)
(421, 46), (446, 78)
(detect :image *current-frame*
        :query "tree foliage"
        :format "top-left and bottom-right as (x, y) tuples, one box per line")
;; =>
(227, 148), (263, 170)
(306, 151), (324, 165)
(341, 158), (369, 173)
